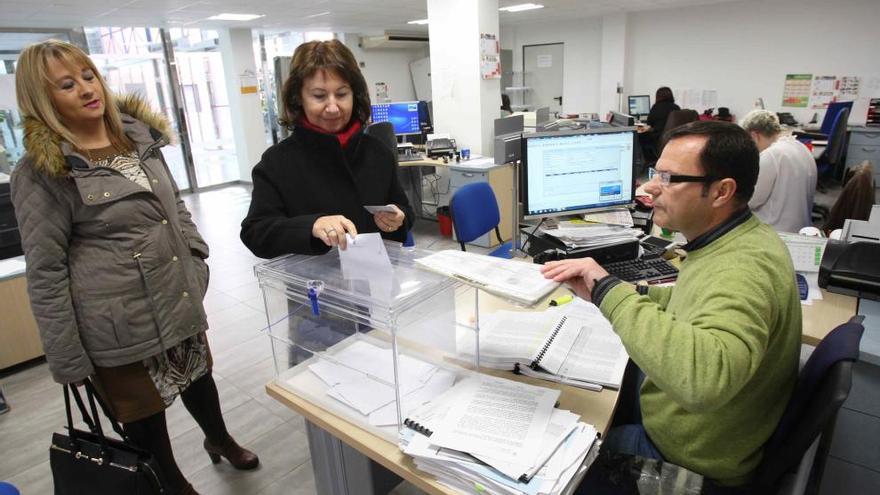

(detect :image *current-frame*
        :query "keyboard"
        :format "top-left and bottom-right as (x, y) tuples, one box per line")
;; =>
(604, 257), (679, 283)
(398, 153), (424, 162)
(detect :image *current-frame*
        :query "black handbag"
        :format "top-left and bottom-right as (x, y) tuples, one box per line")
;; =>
(49, 380), (167, 494)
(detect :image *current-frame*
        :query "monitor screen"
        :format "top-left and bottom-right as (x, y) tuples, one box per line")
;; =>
(370, 101), (421, 135)
(628, 95), (651, 116)
(521, 129), (636, 220)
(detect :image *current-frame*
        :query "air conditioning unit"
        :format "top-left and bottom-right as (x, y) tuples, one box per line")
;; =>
(359, 32), (429, 50)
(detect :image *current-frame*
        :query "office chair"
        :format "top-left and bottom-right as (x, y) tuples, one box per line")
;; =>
(448, 182), (512, 258)
(815, 107), (850, 186)
(748, 316), (864, 495)
(821, 161), (875, 234)
(659, 109), (699, 151)
(364, 121), (398, 165)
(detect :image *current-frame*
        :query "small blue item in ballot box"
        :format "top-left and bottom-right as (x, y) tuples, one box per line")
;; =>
(307, 280), (324, 315)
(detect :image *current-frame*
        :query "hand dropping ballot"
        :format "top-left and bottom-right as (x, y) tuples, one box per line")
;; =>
(339, 232), (393, 301)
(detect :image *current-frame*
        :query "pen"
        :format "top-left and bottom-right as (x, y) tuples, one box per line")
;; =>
(549, 294), (573, 306)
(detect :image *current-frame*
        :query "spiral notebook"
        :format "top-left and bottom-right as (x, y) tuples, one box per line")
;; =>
(457, 304), (629, 389)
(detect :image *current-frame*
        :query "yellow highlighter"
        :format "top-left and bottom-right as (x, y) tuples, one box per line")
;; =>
(549, 294), (574, 306)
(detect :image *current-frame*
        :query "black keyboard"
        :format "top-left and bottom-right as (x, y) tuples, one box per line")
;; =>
(604, 257), (679, 283)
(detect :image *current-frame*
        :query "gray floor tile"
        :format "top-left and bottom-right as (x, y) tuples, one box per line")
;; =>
(256, 460), (317, 495)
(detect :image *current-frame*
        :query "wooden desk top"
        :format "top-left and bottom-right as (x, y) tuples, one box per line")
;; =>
(801, 289), (858, 346)
(267, 368), (617, 495)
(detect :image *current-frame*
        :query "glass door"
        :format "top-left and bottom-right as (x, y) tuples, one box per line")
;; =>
(84, 27), (190, 189)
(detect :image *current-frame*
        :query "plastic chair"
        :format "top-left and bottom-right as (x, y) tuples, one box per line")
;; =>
(748, 316), (864, 495)
(448, 182), (512, 258)
(0, 481), (20, 495)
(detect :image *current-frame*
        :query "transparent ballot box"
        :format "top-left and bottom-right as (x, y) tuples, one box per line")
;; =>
(254, 242), (482, 441)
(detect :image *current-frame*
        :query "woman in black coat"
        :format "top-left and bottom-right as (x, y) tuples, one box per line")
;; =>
(241, 40), (414, 258)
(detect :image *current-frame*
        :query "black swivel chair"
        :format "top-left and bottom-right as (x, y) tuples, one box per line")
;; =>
(364, 121), (398, 165)
(747, 317), (864, 495)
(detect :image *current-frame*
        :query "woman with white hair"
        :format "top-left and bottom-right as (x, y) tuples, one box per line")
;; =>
(740, 109), (817, 232)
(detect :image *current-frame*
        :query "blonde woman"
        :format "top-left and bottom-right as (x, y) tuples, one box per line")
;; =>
(11, 40), (257, 495)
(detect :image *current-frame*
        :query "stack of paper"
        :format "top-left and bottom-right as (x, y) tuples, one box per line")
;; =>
(415, 250), (560, 306)
(304, 339), (457, 426)
(400, 375), (598, 494)
(540, 224), (642, 249)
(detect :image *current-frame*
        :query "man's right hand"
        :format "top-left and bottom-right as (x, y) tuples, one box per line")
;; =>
(540, 257), (609, 302)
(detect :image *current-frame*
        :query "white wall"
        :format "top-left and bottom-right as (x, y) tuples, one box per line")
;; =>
(625, 0), (880, 124)
(345, 35), (429, 103)
(501, 17), (603, 115)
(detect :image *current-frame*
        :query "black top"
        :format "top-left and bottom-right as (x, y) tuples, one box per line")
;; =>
(647, 101), (681, 140)
(240, 125), (414, 258)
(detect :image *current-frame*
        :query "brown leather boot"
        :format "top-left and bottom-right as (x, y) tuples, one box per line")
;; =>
(203, 435), (259, 470)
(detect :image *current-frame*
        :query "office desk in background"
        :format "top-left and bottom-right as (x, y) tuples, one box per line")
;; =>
(399, 156), (514, 248)
(0, 256), (43, 369)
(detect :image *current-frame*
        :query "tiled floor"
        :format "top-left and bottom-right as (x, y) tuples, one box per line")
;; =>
(0, 183), (476, 494)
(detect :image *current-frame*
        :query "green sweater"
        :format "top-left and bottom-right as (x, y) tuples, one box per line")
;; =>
(599, 215), (801, 486)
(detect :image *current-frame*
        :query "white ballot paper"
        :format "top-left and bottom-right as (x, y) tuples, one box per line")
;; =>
(339, 232), (393, 302)
(364, 205), (398, 214)
(428, 375), (559, 466)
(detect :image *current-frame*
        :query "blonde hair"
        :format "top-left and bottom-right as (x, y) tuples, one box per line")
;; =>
(16, 39), (130, 153)
(739, 109), (782, 138)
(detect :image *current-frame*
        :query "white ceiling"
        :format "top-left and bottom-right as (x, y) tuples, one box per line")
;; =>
(0, 0), (740, 40)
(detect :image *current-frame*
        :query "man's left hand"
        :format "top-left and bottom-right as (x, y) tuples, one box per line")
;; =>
(540, 258), (609, 302)
(374, 205), (405, 233)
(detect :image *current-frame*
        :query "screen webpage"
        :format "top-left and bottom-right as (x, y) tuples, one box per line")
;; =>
(524, 131), (634, 218)
(371, 101), (421, 134)
(629, 97), (650, 116)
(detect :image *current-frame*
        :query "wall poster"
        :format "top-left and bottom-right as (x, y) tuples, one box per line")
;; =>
(781, 74), (811, 108)
(480, 33), (501, 80)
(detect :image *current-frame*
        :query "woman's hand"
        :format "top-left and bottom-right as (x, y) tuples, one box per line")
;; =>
(373, 205), (405, 233)
(312, 215), (358, 250)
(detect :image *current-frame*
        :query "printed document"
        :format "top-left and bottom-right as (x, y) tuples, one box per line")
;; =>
(428, 375), (559, 465)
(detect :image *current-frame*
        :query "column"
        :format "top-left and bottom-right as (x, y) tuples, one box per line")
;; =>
(427, 0), (500, 157)
(599, 13), (628, 115)
(218, 28), (266, 183)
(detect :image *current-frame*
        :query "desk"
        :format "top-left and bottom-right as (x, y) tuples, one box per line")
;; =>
(800, 289), (858, 346)
(266, 288), (619, 495)
(0, 257), (43, 369)
(400, 156), (514, 248)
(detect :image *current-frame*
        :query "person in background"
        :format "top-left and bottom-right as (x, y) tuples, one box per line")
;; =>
(240, 39), (413, 258)
(740, 109), (817, 233)
(637, 86), (680, 165)
(543, 121), (801, 489)
(500, 93), (513, 117)
(11, 40), (257, 495)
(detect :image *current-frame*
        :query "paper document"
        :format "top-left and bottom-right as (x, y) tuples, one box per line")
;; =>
(580, 208), (634, 227)
(415, 250), (560, 306)
(428, 375), (559, 465)
(364, 205), (398, 214)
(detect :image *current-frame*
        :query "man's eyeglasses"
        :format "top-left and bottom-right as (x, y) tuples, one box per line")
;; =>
(648, 168), (717, 186)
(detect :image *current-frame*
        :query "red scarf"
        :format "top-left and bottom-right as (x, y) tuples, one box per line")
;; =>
(298, 118), (363, 148)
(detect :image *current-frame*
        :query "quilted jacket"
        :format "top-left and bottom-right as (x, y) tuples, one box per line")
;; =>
(10, 94), (210, 384)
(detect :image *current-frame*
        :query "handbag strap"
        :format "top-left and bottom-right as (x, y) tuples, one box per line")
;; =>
(82, 379), (130, 442)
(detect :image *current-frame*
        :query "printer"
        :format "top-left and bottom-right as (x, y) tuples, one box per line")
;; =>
(819, 205), (880, 300)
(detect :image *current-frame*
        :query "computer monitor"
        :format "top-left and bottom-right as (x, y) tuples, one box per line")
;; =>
(609, 111), (635, 127)
(370, 101), (421, 135)
(628, 95), (651, 117)
(521, 128), (636, 220)
(820, 101), (853, 136)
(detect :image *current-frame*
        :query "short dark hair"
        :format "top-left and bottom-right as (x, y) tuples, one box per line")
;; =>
(279, 40), (371, 128)
(665, 120), (759, 203)
(656, 86), (674, 103)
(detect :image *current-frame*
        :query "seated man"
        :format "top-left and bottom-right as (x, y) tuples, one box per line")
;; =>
(740, 109), (817, 233)
(542, 121), (801, 488)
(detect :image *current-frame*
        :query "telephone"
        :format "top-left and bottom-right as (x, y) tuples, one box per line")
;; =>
(777, 112), (798, 126)
(426, 137), (457, 158)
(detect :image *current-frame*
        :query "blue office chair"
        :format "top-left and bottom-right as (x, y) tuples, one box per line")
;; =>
(749, 316), (864, 495)
(816, 106), (850, 184)
(449, 182), (512, 258)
